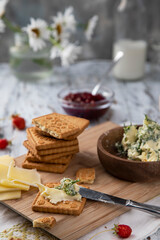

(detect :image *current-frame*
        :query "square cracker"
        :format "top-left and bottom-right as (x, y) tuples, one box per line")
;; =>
(32, 183), (86, 216)
(32, 113), (89, 139)
(27, 127), (78, 150)
(35, 127), (84, 140)
(32, 113), (79, 139)
(22, 158), (71, 173)
(33, 216), (56, 229)
(23, 140), (79, 161)
(26, 151), (72, 164)
(26, 138), (79, 156)
(76, 168), (95, 184)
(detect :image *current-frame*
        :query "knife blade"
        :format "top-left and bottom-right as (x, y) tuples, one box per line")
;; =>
(79, 187), (160, 217)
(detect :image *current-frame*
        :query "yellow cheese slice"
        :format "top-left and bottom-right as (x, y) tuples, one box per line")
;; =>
(0, 155), (14, 166)
(0, 190), (21, 201)
(0, 160), (30, 191)
(0, 163), (10, 180)
(0, 179), (30, 191)
(7, 161), (41, 187)
(0, 184), (20, 192)
(0, 158), (15, 181)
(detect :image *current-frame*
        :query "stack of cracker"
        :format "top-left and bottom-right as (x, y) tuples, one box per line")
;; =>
(22, 113), (89, 173)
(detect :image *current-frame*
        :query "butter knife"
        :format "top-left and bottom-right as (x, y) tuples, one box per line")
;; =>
(79, 187), (160, 217)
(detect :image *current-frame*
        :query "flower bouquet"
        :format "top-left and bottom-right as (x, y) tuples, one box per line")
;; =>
(0, 0), (98, 80)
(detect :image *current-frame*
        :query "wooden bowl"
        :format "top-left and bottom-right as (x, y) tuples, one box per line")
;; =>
(97, 126), (160, 182)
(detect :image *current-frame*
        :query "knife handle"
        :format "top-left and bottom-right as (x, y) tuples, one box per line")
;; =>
(126, 200), (160, 217)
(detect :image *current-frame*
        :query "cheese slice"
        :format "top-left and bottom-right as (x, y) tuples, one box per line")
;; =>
(0, 190), (21, 201)
(0, 179), (30, 191)
(37, 183), (82, 204)
(0, 155), (14, 166)
(0, 185), (20, 192)
(0, 163), (10, 180)
(0, 160), (30, 191)
(7, 161), (41, 187)
(0, 158), (15, 181)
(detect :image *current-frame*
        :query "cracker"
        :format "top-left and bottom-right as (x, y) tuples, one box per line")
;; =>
(26, 139), (79, 156)
(32, 113), (89, 139)
(26, 151), (72, 164)
(27, 127), (78, 150)
(76, 168), (95, 184)
(36, 127), (83, 140)
(22, 158), (71, 173)
(35, 127), (51, 137)
(64, 129), (84, 140)
(33, 216), (56, 229)
(61, 114), (89, 133)
(32, 183), (86, 215)
(23, 140), (79, 161)
(32, 113), (80, 139)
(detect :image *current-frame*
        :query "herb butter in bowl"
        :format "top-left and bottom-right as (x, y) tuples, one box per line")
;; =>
(97, 116), (160, 182)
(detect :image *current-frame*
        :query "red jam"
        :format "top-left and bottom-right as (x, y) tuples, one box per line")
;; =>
(64, 92), (105, 104)
(62, 92), (110, 120)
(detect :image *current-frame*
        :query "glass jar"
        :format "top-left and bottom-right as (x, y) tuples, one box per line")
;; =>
(112, 0), (147, 81)
(9, 33), (53, 81)
(148, 0), (160, 73)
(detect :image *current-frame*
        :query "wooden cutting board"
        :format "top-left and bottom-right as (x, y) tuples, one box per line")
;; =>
(1, 121), (160, 240)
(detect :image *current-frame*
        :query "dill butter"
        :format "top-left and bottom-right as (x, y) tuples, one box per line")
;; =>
(116, 115), (160, 162)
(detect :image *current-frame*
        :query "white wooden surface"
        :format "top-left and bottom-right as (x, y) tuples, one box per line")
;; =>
(0, 60), (160, 158)
(0, 60), (160, 239)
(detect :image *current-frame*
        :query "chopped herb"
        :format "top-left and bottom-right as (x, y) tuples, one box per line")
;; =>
(123, 125), (132, 134)
(136, 146), (142, 154)
(144, 114), (156, 124)
(56, 178), (80, 196)
(115, 142), (127, 156)
(147, 152), (151, 159)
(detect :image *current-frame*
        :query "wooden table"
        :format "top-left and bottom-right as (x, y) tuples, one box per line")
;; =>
(0, 60), (160, 239)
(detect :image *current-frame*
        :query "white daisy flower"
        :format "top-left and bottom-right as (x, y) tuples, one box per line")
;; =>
(63, 6), (76, 32)
(23, 18), (50, 52)
(50, 45), (61, 59)
(60, 42), (81, 66)
(85, 15), (99, 41)
(118, 0), (127, 12)
(50, 41), (81, 66)
(51, 6), (76, 42)
(0, 18), (5, 32)
(0, 0), (9, 18)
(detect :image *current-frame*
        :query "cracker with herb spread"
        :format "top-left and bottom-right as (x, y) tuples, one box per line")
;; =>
(32, 178), (87, 215)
